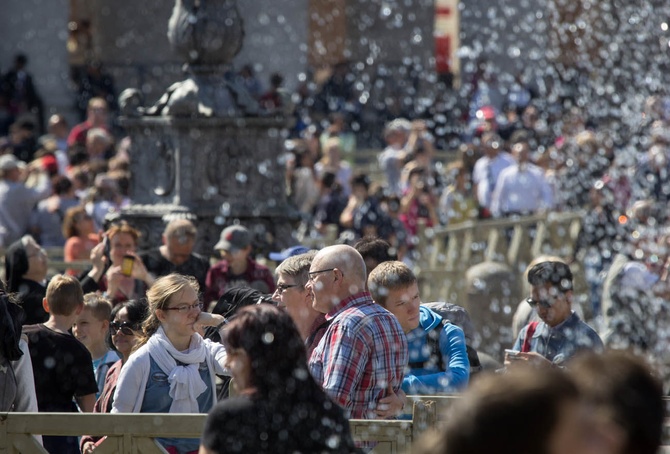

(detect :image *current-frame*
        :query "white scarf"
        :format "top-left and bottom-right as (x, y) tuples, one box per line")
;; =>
(147, 326), (208, 413)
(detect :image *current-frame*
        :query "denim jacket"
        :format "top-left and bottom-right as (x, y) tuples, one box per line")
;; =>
(512, 312), (603, 365)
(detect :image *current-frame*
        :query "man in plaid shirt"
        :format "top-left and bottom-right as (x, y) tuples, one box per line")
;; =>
(307, 244), (408, 419)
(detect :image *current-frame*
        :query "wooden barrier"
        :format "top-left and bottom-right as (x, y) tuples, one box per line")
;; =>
(0, 402), (435, 454)
(2, 397), (670, 453)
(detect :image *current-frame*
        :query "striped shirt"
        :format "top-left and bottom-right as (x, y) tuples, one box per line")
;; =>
(309, 292), (408, 419)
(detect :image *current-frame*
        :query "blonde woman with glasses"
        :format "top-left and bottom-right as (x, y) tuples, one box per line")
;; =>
(112, 273), (229, 454)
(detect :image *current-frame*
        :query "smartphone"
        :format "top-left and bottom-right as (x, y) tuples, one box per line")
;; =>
(121, 254), (135, 277)
(103, 236), (111, 263)
(504, 349), (521, 357)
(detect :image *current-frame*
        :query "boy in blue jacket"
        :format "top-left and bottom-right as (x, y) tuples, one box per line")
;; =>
(368, 261), (469, 394)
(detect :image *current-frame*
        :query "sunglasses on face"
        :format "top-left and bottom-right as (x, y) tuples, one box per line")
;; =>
(110, 321), (138, 336)
(525, 296), (555, 309)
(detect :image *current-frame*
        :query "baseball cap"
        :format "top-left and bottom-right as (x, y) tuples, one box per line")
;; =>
(214, 225), (251, 252)
(0, 155), (26, 172)
(268, 245), (310, 262)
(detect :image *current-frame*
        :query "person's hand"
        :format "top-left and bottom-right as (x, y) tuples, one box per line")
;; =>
(411, 120), (427, 132)
(105, 265), (125, 296)
(196, 311), (225, 329)
(90, 241), (107, 271)
(82, 441), (95, 454)
(375, 384), (406, 419)
(196, 311), (222, 327)
(128, 253), (155, 286)
(506, 351), (552, 368)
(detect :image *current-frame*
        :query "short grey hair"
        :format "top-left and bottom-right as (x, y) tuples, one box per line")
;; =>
(275, 251), (317, 287)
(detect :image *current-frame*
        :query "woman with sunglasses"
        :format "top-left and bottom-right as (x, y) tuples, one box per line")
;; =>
(80, 298), (148, 454)
(199, 304), (359, 454)
(112, 273), (228, 454)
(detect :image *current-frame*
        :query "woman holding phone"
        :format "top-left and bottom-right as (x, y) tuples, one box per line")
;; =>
(99, 221), (154, 305)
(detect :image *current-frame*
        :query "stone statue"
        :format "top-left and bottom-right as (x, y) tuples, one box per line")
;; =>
(146, 0), (258, 117)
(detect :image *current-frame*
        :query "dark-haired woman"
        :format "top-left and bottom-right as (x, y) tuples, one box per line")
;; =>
(80, 298), (148, 453)
(5, 234), (107, 325)
(5, 235), (50, 324)
(112, 274), (228, 454)
(0, 292), (39, 413)
(199, 304), (359, 454)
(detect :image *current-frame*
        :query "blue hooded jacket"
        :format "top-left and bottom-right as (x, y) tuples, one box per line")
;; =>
(402, 306), (470, 395)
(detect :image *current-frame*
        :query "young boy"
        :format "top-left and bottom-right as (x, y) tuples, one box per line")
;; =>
(23, 274), (98, 454)
(368, 261), (470, 395)
(73, 293), (120, 398)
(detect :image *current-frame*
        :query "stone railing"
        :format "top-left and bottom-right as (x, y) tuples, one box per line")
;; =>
(0, 401), (436, 454)
(414, 210), (585, 303)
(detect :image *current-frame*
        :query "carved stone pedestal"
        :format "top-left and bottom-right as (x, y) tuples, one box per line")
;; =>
(119, 116), (298, 255)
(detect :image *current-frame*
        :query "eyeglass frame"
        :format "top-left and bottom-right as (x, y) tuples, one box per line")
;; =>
(275, 283), (301, 294)
(110, 320), (139, 336)
(525, 296), (555, 309)
(163, 302), (204, 313)
(307, 268), (336, 282)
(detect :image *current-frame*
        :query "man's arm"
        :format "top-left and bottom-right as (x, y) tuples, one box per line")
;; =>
(402, 324), (470, 394)
(76, 393), (96, 412)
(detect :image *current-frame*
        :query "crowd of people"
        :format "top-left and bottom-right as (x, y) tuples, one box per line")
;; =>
(0, 51), (669, 453)
(1, 234), (666, 454)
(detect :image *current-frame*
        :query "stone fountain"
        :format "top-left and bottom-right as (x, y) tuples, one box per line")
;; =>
(117, 0), (296, 254)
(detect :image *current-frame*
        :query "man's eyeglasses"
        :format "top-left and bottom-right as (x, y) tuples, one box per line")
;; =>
(275, 283), (301, 294)
(525, 296), (554, 309)
(163, 302), (204, 313)
(110, 321), (138, 336)
(308, 268), (336, 282)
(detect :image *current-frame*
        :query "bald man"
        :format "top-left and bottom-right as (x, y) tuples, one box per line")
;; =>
(139, 219), (210, 292)
(306, 245), (408, 419)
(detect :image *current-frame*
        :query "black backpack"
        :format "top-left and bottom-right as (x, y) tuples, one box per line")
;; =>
(409, 302), (482, 375)
(0, 353), (18, 412)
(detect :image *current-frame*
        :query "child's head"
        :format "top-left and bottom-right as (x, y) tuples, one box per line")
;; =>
(367, 261), (421, 333)
(367, 261), (417, 308)
(73, 294), (113, 350)
(44, 274), (84, 316)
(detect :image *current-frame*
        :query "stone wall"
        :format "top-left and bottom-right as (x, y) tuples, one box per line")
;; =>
(0, 0), (74, 126)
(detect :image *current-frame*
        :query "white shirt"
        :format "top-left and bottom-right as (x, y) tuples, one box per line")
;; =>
(378, 145), (406, 196)
(490, 162), (554, 217)
(472, 152), (515, 209)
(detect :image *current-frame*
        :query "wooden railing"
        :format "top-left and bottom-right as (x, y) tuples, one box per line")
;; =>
(0, 401), (436, 454)
(2, 396), (670, 454)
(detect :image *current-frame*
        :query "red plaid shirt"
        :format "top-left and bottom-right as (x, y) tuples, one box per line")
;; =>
(309, 292), (408, 419)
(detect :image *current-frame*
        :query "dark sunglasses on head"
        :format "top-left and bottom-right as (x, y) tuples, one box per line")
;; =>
(110, 321), (138, 336)
(525, 296), (556, 309)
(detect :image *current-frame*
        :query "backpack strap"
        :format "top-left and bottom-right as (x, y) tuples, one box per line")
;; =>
(521, 321), (539, 353)
(408, 319), (482, 375)
(408, 319), (445, 370)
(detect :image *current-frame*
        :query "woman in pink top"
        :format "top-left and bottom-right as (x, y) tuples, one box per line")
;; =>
(63, 206), (99, 275)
